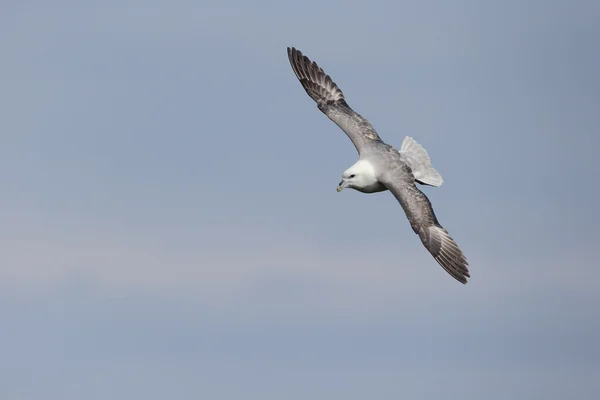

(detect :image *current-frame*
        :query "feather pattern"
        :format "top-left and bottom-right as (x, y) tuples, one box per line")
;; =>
(287, 47), (382, 154)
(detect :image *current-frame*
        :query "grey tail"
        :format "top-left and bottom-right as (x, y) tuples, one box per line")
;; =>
(400, 136), (443, 187)
(287, 47), (345, 105)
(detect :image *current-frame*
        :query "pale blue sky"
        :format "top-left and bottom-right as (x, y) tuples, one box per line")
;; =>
(1, 0), (599, 399)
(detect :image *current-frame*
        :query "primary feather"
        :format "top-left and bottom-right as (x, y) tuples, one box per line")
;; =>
(287, 47), (382, 154)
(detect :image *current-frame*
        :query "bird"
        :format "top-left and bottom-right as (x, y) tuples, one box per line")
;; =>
(287, 47), (470, 284)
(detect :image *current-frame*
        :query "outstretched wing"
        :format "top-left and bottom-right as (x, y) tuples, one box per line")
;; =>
(380, 168), (470, 284)
(287, 47), (382, 154)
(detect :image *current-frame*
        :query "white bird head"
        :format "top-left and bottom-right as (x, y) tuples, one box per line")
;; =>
(337, 160), (379, 193)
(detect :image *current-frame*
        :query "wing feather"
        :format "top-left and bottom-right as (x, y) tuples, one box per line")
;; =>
(287, 47), (382, 154)
(380, 169), (470, 284)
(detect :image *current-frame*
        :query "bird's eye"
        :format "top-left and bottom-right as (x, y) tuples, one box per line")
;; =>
(349, 174), (356, 178)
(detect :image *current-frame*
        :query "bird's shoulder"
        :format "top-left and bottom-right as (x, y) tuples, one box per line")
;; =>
(364, 142), (414, 183)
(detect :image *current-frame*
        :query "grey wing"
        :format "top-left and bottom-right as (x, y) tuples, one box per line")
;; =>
(287, 47), (382, 154)
(380, 169), (470, 284)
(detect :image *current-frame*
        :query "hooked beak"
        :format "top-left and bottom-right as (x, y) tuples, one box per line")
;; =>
(336, 180), (348, 192)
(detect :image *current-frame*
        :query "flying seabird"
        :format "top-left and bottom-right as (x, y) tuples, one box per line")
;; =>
(287, 47), (470, 284)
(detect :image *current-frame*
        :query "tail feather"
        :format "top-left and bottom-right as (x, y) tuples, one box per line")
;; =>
(400, 136), (443, 187)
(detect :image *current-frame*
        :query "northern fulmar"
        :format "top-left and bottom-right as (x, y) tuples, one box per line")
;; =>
(287, 47), (470, 284)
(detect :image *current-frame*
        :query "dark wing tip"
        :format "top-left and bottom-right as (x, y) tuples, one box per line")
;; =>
(422, 225), (470, 285)
(286, 46), (345, 105)
(435, 255), (470, 284)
